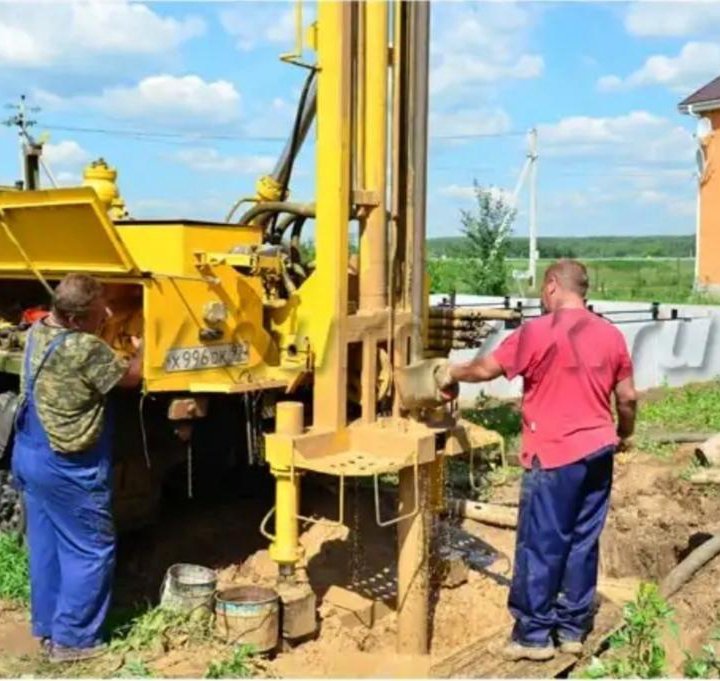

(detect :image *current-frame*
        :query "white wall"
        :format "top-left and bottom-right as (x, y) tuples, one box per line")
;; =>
(430, 294), (720, 403)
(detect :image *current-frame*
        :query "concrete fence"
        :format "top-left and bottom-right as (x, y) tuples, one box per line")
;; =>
(431, 294), (720, 403)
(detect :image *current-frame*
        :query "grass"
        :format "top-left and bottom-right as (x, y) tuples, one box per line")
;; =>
(113, 658), (155, 678)
(109, 605), (213, 654)
(639, 381), (720, 433)
(578, 583), (677, 679)
(0, 532), (29, 603)
(429, 257), (717, 304)
(205, 645), (255, 679)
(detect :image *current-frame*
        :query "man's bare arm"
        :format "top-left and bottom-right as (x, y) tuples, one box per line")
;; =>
(117, 337), (143, 389)
(614, 375), (637, 441)
(447, 354), (505, 384)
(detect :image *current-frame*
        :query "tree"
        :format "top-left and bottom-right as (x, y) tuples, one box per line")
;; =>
(460, 182), (515, 295)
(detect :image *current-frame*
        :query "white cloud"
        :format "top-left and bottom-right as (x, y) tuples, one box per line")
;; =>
(625, 1), (720, 37)
(637, 189), (695, 216)
(172, 148), (275, 174)
(538, 111), (694, 164)
(430, 3), (543, 94)
(0, 1), (204, 68)
(598, 42), (720, 94)
(37, 75), (242, 126)
(429, 108), (511, 139)
(439, 184), (516, 206)
(132, 194), (230, 221)
(43, 140), (90, 169)
(220, 6), (296, 52)
(55, 171), (82, 188)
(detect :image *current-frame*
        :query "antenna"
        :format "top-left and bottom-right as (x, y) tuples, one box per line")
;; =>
(2, 94), (56, 190)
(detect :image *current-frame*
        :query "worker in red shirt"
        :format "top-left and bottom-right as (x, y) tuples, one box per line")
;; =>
(436, 259), (637, 662)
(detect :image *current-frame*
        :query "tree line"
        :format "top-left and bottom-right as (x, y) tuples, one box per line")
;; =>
(428, 234), (696, 260)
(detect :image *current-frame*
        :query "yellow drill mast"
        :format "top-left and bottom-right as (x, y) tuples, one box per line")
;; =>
(262, 0), (487, 654)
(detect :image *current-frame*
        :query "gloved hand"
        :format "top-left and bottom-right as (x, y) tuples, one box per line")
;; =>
(434, 360), (458, 401)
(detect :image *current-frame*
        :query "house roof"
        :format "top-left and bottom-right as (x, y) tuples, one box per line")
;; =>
(679, 75), (720, 113)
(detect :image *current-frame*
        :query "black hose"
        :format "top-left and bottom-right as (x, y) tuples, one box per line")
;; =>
(237, 201), (315, 225)
(269, 69), (318, 234)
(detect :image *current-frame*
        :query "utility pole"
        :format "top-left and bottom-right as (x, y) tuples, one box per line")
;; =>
(3, 95), (56, 190)
(528, 127), (539, 289)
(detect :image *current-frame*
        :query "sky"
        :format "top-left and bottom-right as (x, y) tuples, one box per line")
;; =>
(0, 0), (714, 241)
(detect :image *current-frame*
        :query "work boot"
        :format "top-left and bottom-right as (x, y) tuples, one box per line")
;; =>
(501, 640), (556, 661)
(559, 639), (583, 655)
(49, 643), (107, 664)
(39, 637), (52, 655)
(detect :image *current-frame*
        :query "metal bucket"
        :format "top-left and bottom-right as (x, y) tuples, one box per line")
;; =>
(215, 585), (280, 653)
(159, 563), (217, 616)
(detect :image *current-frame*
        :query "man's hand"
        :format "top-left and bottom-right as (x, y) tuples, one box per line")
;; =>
(434, 361), (458, 402)
(617, 436), (634, 453)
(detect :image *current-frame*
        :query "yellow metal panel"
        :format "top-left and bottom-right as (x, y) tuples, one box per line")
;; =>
(117, 222), (263, 276)
(142, 262), (306, 393)
(0, 188), (138, 275)
(312, 0), (352, 430)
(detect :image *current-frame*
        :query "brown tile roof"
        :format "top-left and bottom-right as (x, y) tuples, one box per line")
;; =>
(679, 75), (720, 111)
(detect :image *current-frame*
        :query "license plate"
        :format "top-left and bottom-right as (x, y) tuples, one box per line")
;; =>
(164, 342), (248, 373)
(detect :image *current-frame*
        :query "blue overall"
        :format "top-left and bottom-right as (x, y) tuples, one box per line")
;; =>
(509, 446), (614, 647)
(11, 330), (115, 649)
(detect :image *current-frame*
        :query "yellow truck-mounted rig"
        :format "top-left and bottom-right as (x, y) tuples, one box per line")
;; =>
(0, 0), (505, 653)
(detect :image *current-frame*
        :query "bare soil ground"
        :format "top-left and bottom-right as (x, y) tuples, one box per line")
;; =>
(2, 444), (720, 678)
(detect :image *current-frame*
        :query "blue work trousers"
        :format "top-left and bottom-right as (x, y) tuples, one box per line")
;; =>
(12, 389), (115, 648)
(508, 446), (614, 646)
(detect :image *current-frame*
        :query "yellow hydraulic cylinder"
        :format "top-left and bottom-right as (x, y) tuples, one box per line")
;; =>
(359, 0), (388, 311)
(269, 402), (304, 574)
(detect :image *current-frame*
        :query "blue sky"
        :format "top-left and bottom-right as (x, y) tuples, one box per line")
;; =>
(0, 1), (715, 240)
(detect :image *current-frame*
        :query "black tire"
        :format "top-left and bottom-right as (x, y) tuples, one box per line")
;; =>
(0, 469), (25, 535)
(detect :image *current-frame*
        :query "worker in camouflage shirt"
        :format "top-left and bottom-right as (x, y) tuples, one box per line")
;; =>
(12, 274), (142, 664)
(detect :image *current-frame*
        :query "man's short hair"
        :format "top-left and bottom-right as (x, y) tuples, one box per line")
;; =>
(53, 273), (104, 320)
(544, 259), (589, 297)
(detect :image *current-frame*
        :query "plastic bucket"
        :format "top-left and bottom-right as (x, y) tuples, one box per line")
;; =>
(215, 585), (279, 653)
(159, 563), (217, 616)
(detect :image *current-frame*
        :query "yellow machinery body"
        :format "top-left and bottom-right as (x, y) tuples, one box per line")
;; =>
(0, 0), (504, 654)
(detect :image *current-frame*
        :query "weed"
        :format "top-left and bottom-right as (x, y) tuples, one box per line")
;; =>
(577, 582), (676, 679)
(205, 645), (255, 679)
(114, 658), (154, 678)
(634, 437), (676, 461)
(639, 382), (720, 434)
(684, 644), (720, 678)
(0, 532), (30, 603)
(110, 606), (212, 654)
(681, 459), (702, 482)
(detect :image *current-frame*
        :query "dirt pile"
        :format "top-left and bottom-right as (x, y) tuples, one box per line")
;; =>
(601, 450), (720, 581)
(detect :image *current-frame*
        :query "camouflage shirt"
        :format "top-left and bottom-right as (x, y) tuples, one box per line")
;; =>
(20, 321), (127, 453)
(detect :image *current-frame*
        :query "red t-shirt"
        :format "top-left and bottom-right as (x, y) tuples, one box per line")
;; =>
(491, 308), (633, 470)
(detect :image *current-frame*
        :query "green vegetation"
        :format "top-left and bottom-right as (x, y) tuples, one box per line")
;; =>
(205, 645), (254, 679)
(579, 583), (676, 679)
(684, 643), (720, 678)
(113, 658), (155, 678)
(429, 257), (699, 303)
(0, 532), (29, 603)
(109, 605), (212, 654)
(427, 235), (696, 260)
(639, 382), (720, 434)
(458, 183), (514, 295)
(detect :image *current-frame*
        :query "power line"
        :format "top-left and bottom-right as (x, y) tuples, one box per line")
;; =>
(43, 123), (289, 143)
(41, 122), (530, 144)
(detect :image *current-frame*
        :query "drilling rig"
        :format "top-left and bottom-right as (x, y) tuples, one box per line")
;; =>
(0, 0), (506, 654)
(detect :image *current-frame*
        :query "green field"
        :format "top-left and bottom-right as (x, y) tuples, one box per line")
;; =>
(427, 257), (710, 304)
(427, 235), (696, 260)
